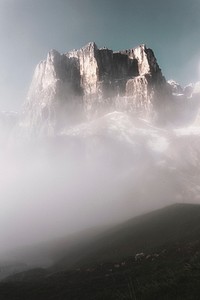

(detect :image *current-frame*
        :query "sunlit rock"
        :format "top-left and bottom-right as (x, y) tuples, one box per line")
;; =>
(21, 42), (173, 135)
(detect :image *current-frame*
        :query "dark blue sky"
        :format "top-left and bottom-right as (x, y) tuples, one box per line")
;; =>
(1, 0), (200, 110)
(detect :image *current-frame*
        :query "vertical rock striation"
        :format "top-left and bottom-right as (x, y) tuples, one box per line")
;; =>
(22, 49), (82, 135)
(21, 42), (172, 135)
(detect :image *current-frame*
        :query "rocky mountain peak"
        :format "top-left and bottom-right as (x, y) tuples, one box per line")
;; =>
(21, 42), (195, 135)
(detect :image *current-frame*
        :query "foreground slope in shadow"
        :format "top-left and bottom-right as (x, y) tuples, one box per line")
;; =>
(1, 203), (200, 299)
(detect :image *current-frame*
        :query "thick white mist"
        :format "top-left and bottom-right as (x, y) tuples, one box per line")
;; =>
(1, 111), (200, 258)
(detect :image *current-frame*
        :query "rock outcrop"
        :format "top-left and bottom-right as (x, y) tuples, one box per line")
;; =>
(168, 80), (183, 95)
(21, 42), (174, 135)
(166, 81), (200, 125)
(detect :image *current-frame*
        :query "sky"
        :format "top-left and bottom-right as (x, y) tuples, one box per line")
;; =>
(0, 0), (200, 110)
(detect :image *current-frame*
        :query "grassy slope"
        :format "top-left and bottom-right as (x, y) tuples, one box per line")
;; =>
(54, 203), (200, 269)
(1, 203), (200, 299)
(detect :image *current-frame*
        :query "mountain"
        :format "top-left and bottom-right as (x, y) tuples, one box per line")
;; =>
(1, 204), (200, 299)
(19, 42), (200, 136)
(1, 42), (200, 299)
(20, 42), (174, 135)
(167, 80), (183, 95)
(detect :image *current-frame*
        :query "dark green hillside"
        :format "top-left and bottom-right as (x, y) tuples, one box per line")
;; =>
(54, 203), (200, 269)
(1, 203), (200, 299)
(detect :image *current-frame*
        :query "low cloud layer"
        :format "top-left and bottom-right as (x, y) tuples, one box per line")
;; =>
(1, 111), (200, 259)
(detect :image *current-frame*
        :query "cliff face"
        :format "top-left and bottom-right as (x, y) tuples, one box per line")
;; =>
(66, 43), (168, 120)
(21, 42), (171, 135)
(23, 49), (82, 135)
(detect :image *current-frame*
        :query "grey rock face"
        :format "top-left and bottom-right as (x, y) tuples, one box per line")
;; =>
(168, 80), (183, 95)
(166, 81), (200, 126)
(21, 42), (172, 135)
(22, 49), (82, 135)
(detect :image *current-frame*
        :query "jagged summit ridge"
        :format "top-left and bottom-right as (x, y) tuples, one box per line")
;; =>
(21, 42), (189, 135)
